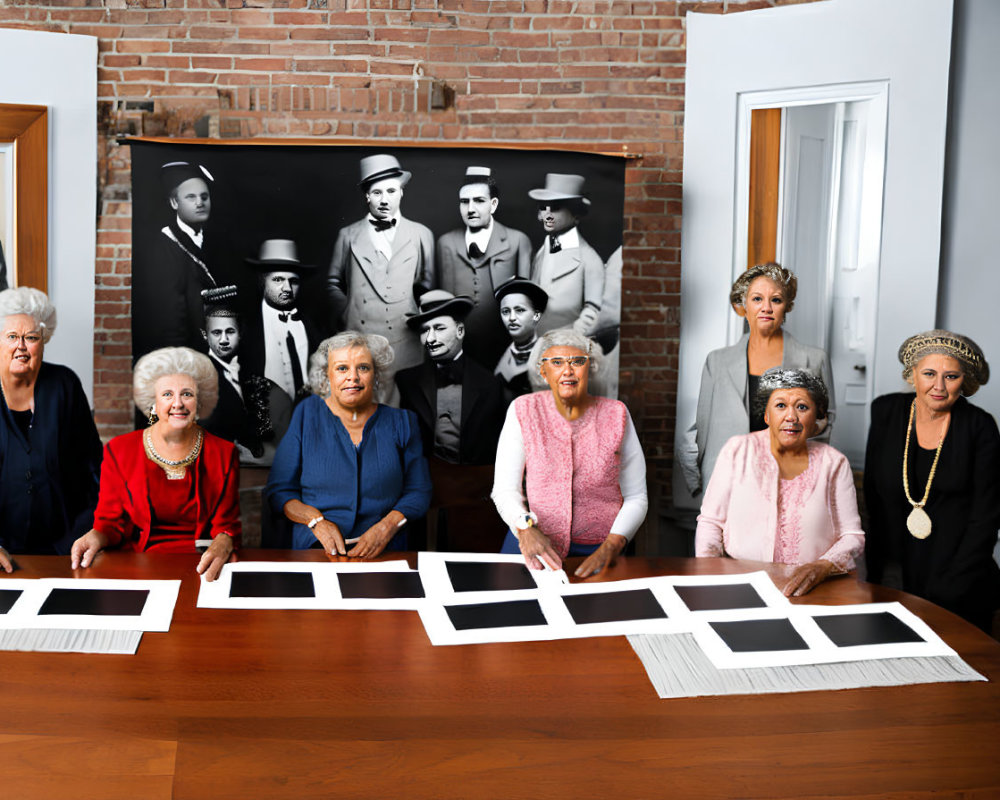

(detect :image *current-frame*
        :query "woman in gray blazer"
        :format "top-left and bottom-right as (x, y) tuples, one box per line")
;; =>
(681, 263), (834, 497)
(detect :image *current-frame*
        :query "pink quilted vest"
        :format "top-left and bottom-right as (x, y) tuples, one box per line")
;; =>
(515, 392), (626, 558)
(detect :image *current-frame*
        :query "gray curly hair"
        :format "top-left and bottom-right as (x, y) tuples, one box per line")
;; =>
(753, 367), (829, 422)
(308, 331), (394, 398)
(729, 262), (798, 313)
(133, 347), (219, 418)
(0, 286), (58, 344)
(527, 328), (605, 390)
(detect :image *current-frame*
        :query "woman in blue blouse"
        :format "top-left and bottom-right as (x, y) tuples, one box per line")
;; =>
(266, 331), (431, 555)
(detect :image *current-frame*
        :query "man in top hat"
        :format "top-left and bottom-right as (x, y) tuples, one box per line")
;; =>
(396, 290), (507, 551)
(435, 166), (533, 370)
(528, 173), (605, 336)
(242, 239), (321, 403)
(327, 154), (435, 384)
(198, 302), (266, 459)
(493, 277), (549, 400)
(133, 161), (237, 358)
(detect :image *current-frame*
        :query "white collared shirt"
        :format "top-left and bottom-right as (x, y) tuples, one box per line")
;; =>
(210, 351), (242, 400)
(465, 219), (494, 257)
(261, 300), (308, 399)
(538, 225), (581, 279)
(366, 213), (401, 261)
(176, 215), (204, 249)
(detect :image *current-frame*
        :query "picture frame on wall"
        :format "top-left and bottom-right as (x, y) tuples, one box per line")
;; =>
(0, 102), (48, 292)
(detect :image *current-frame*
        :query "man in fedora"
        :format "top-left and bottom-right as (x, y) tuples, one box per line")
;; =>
(327, 154), (435, 390)
(133, 161), (237, 358)
(435, 166), (533, 370)
(396, 290), (507, 550)
(528, 173), (605, 336)
(243, 239), (321, 402)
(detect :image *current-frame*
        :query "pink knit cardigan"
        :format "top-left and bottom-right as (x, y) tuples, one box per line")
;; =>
(516, 392), (626, 558)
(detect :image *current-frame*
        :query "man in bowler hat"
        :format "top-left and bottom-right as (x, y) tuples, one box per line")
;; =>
(435, 166), (532, 369)
(529, 173), (605, 336)
(396, 289), (507, 550)
(327, 154), (435, 396)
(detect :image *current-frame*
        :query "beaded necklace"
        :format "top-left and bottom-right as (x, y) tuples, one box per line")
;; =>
(901, 400), (946, 539)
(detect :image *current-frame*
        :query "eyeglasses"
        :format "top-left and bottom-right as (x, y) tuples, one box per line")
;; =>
(4, 332), (42, 348)
(540, 356), (589, 369)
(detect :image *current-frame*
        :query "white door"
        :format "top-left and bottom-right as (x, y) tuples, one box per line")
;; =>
(673, 0), (953, 514)
(779, 100), (882, 466)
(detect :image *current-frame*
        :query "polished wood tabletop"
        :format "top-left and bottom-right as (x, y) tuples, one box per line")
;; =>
(1, 550), (999, 800)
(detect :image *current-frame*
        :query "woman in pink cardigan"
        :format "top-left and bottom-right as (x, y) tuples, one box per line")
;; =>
(492, 329), (647, 578)
(696, 368), (864, 596)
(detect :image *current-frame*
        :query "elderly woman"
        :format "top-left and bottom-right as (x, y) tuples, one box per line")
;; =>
(492, 329), (648, 578)
(0, 288), (102, 572)
(680, 263), (834, 498)
(70, 347), (239, 581)
(266, 331), (432, 556)
(864, 331), (1000, 631)
(696, 368), (864, 596)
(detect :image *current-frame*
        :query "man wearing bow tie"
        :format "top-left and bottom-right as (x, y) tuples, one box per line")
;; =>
(529, 173), (605, 336)
(435, 166), (532, 370)
(243, 239), (320, 403)
(327, 154), (435, 392)
(397, 290), (507, 550)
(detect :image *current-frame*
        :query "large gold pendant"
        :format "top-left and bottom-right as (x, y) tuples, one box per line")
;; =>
(907, 506), (932, 539)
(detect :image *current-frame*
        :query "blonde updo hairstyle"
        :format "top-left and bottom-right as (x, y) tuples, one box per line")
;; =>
(133, 347), (219, 418)
(729, 262), (798, 314)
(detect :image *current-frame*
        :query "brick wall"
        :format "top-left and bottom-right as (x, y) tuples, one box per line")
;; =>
(0, 0), (808, 531)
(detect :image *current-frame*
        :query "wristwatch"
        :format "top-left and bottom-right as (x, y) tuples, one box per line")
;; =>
(307, 515), (324, 530)
(514, 512), (538, 533)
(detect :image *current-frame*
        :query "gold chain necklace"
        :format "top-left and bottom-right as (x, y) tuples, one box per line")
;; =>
(901, 400), (946, 539)
(143, 427), (203, 480)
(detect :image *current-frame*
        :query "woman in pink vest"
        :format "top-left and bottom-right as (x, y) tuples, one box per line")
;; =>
(492, 329), (647, 577)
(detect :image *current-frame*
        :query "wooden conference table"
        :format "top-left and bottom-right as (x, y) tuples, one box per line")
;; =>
(2, 551), (999, 800)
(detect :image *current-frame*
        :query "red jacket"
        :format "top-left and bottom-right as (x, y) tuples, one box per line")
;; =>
(93, 429), (241, 551)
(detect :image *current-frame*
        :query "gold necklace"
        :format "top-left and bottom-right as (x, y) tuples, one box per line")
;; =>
(902, 400), (946, 539)
(143, 427), (203, 480)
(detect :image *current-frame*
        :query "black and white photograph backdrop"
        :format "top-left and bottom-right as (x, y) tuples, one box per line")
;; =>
(130, 140), (627, 464)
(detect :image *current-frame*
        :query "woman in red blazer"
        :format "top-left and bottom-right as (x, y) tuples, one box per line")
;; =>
(71, 347), (240, 581)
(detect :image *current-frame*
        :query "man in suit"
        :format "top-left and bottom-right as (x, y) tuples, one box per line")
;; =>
(396, 290), (507, 550)
(198, 303), (265, 459)
(242, 239), (321, 405)
(327, 154), (435, 399)
(436, 166), (532, 369)
(528, 173), (605, 336)
(132, 161), (237, 358)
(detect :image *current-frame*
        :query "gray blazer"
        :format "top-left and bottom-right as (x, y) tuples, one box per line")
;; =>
(680, 331), (835, 496)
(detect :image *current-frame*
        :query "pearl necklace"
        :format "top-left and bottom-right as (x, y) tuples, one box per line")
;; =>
(143, 427), (203, 480)
(901, 400), (946, 539)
